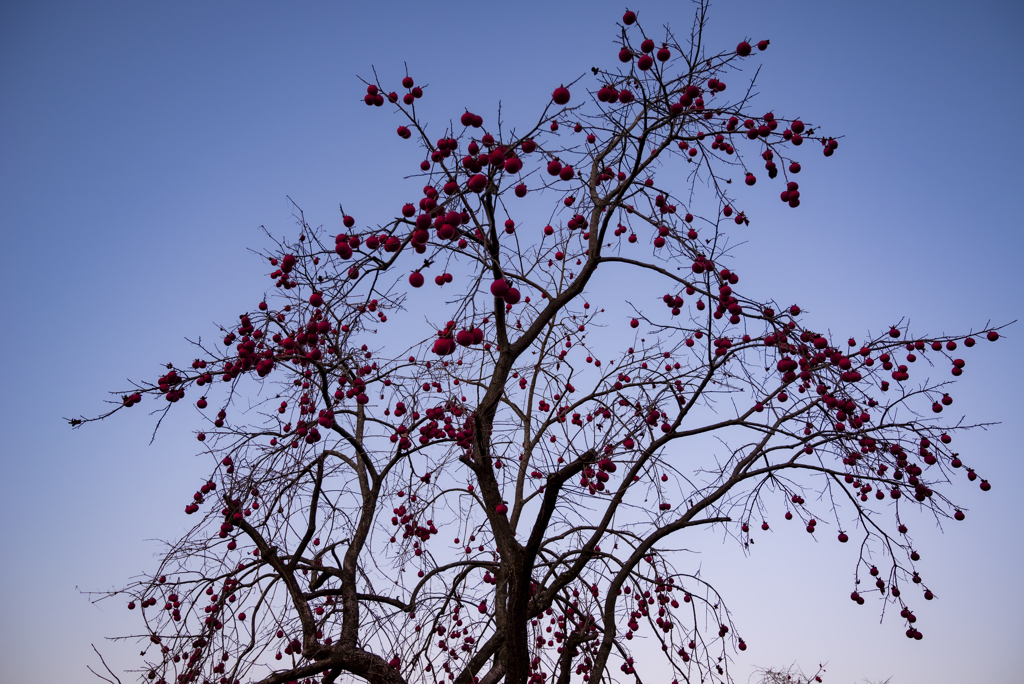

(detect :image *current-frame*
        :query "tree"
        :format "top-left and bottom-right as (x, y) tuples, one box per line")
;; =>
(77, 5), (1005, 684)
(750, 664), (888, 684)
(750, 664), (826, 684)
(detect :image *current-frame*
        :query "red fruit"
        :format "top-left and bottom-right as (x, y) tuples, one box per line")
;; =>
(980, 480), (991, 491)
(552, 86), (571, 105)
(637, 54), (653, 71)
(630, 319), (640, 328)
(954, 510), (965, 521)
(396, 126), (411, 139)
(657, 47), (671, 62)
(986, 330), (999, 341)
(409, 272), (424, 288)
(456, 330), (475, 347)
(467, 174), (488, 193)
(618, 48), (633, 63)
(196, 398), (207, 409)
(335, 242), (352, 258)
(478, 601), (487, 613)
(515, 184), (527, 197)
(495, 503), (508, 515)
(309, 292), (324, 307)
(490, 279), (510, 299)
(431, 338), (455, 356)
(837, 533), (848, 543)
(791, 120), (805, 134)
(736, 41), (752, 57)
(757, 40), (769, 51)
(622, 10), (636, 24)
(745, 174), (756, 186)
(343, 215), (355, 228)
(402, 76), (414, 88)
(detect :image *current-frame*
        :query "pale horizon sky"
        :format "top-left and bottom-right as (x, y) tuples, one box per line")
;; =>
(1, 1), (1022, 683)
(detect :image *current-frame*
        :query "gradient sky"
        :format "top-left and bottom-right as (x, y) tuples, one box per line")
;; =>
(1, 1), (1022, 683)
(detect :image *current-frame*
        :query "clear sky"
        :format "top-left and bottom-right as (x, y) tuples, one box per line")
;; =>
(1, 1), (1022, 683)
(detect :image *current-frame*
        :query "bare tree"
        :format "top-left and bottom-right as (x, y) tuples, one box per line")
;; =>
(76, 5), (1005, 684)
(751, 663), (889, 684)
(750, 664), (824, 684)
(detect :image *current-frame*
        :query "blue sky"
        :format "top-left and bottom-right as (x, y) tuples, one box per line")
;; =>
(1, 1), (1022, 682)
